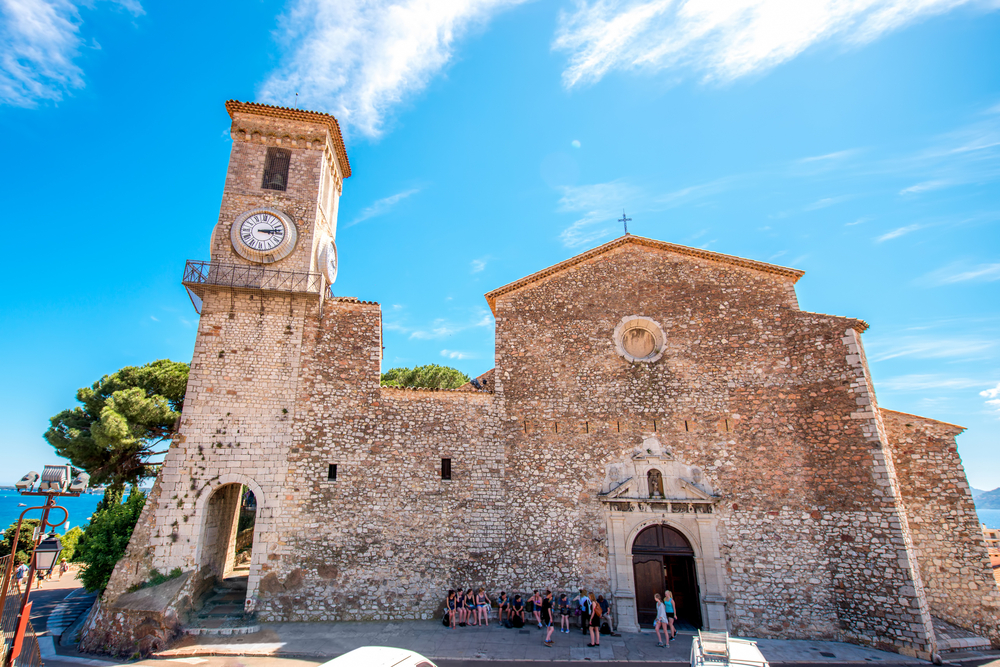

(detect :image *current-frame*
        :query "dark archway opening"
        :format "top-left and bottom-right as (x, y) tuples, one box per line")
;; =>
(632, 524), (702, 629)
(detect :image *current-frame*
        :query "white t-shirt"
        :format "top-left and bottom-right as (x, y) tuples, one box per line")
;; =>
(656, 601), (668, 622)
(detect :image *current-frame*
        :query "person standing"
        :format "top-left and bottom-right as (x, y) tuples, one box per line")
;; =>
(58, 558), (69, 580)
(446, 590), (458, 629)
(14, 562), (28, 590)
(587, 592), (602, 647)
(477, 587), (491, 626)
(558, 593), (571, 633)
(543, 590), (555, 646)
(654, 593), (670, 647)
(664, 590), (676, 639)
(574, 589), (591, 634)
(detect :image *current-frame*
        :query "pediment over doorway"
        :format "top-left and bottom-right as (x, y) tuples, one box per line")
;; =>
(599, 435), (719, 513)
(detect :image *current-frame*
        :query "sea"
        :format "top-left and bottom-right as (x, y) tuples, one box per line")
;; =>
(1, 487), (998, 533)
(0, 488), (103, 534)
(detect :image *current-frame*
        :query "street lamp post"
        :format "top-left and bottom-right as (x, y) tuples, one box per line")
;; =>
(0, 465), (88, 667)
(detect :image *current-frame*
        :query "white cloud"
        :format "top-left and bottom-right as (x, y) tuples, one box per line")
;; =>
(441, 349), (476, 360)
(900, 179), (948, 195)
(0, 0), (143, 107)
(470, 257), (488, 273)
(879, 374), (983, 391)
(557, 181), (642, 248)
(980, 382), (1000, 415)
(552, 0), (979, 89)
(845, 217), (869, 226)
(804, 195), (852, 210)
(799, 149), (859, 163)
(347, 188), (420, 227)
(875, 223), (923, 242)
(410, 324), (458, 340)
(867, 337), (995, 362)
(924, 262), (1000, 285)
(259, 0), (526, 137)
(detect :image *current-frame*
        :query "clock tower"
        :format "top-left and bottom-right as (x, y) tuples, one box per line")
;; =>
(109, 102), (354, 608)
(199, 100), (350, 291)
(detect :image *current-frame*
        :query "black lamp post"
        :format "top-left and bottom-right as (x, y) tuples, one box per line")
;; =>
(0, 465), (87, 667)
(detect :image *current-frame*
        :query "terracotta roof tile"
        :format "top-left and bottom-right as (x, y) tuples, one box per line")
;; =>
(225, 100), (351, 178)
(483, 234), (805, 315)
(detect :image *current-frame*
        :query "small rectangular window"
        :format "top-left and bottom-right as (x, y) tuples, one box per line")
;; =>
(262, 147), (291, 191)
(327, 464), (337, 481)
(441, 458), (451, 481)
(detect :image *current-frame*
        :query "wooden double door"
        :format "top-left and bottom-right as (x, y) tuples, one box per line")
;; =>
(632, 525), (702, 628)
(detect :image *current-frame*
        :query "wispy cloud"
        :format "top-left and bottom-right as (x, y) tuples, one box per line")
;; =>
(441, 349), (476, 360)
(867, 337), (995, 362)
(0, 0), (142, 107)
(876, 224), (924, 242)
(552, 0), (979, 89)
(981, 382), (1000, 415)
(799, 149), (860, 163)
(392, 308), (494, 340)
(879, 374), (984, 391)
(259, 0), (526, 137)
(410, 323), (458, 340)
(347, 188), (420, 227)
(923, 262), (1000, 285)
(804, 195), (852, 211)
(470, 257), (488, 273)
(557, 181), (642, 248)
(900, 179), (948, 195)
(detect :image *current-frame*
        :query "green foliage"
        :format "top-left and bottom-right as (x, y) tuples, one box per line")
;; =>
(45, 359), (189, 492)
(127, 566), (183, 592)
(60, 526), (84, 562)
(380, 364), (470, 389)
(76, 488), (147, 593)
(0, 519), (40, 565)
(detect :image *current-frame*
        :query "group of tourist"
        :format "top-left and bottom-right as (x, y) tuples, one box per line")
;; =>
(444, 586), (679, 650)
(443, 588), (614, 647)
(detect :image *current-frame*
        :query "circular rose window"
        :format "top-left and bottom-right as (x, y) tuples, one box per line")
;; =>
(613, 316), (666, 363)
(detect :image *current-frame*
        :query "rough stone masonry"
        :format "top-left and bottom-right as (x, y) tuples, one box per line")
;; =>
(81, 102), (1000, 660)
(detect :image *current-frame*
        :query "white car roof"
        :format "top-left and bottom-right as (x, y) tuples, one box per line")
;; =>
(317, 646), (435, 667)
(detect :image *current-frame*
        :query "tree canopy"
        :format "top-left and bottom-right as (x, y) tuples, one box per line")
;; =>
(0, 519), (41, 566)
(380, 364), (470, 389)
(45, 359), (189, 493)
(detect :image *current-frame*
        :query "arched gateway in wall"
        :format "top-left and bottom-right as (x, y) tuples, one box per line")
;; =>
(631, 524), (702, 628)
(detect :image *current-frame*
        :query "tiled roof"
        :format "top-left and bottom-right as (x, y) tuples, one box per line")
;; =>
(483, 235), (805, 315)
(225, 100), (351, 178)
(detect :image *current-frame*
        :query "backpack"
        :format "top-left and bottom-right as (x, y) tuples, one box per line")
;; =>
(442, 611), (450, 627)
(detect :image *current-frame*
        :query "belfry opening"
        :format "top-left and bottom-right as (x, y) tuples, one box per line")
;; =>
(631, 524), (702, 629)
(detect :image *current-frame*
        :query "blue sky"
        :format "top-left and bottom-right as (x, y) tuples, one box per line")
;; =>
(1, 0), (998, 489)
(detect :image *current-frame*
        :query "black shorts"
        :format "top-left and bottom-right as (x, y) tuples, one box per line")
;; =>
(667, 612), (675, 619)
(590, 617), (601, 628)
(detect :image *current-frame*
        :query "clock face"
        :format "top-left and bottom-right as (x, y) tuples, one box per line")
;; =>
(318, 238), (338, 285)
(238, 213), (286, 252)
(230, 208), (297, 263)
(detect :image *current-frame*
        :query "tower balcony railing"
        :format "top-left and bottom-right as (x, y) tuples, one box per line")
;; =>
(182, 260), (325, 311)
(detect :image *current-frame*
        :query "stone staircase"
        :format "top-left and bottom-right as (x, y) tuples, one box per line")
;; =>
(185, 576), (259, 636)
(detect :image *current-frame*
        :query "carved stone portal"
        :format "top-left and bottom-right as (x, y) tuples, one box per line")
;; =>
(599, 435), (727, 633)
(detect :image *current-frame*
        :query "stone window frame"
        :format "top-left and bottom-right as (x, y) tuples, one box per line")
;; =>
(613, 315), (666, 363)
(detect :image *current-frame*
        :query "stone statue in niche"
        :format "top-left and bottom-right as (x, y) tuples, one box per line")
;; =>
(647, 468), (664, 498)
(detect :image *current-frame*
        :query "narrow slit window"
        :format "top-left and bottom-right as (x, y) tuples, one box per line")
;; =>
(262, 147), (291, 191)
(441, 458), (452, 480)
(327, 464), (337, 481)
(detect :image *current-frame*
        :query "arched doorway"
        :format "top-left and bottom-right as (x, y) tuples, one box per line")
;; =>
(632, 524), (702, 629)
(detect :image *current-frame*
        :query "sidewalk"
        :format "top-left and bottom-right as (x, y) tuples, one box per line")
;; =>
(156, 619), (929, 663)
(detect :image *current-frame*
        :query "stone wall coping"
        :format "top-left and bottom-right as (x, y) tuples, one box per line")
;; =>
(225, 100), (351, 178)
(484, 234), (806, 315)
(798, 310), (870, 333)
(881, 408), (966, 432)
(379, 385), (494, 398)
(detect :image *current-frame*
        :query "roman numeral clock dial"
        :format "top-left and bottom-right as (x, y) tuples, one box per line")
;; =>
(229, 208), (298, 263)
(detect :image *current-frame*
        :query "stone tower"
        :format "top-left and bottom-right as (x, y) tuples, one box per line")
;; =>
(93, 101), (351, 619)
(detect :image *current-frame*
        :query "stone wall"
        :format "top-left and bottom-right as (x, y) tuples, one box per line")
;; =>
(882, 410), (1000, 647)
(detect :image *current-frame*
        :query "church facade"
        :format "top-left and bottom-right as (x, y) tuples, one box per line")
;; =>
(84, 102), (999, 659)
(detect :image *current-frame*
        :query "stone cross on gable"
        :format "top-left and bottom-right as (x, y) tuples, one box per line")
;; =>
(619, 210), (631, 235)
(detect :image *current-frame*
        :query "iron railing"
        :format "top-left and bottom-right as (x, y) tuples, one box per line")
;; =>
(1, 570), (41, 666)
(182, 260), (324, 295)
